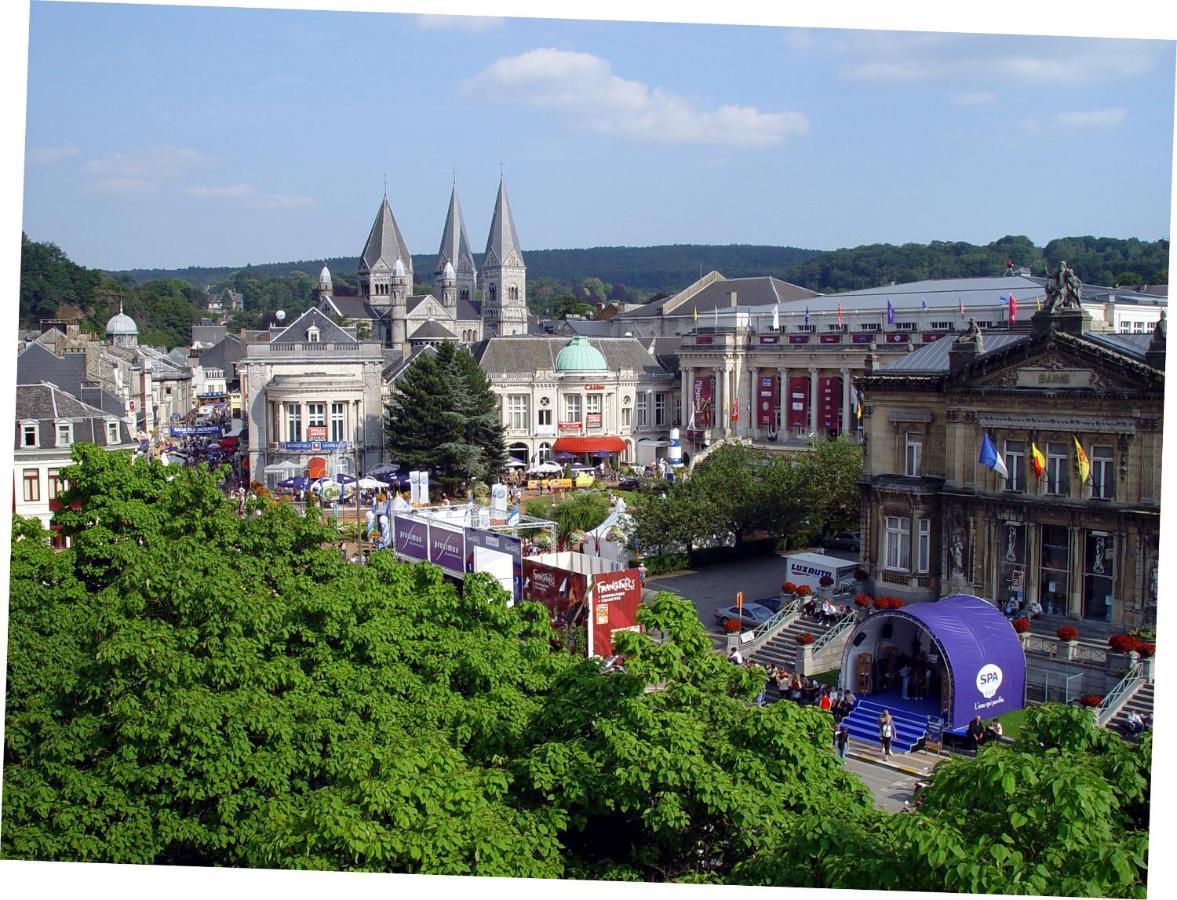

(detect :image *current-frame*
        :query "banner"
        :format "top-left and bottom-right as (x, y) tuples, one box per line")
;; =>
(757, 374), (778, 427)
(586, 412), (602, 429)
(409, 471), (421, 505)
(589, 567), (644, 658)
(427, 521), (466, 574)
(466, 527), (523, 602)
(170, 425), (222, 436)
(393, 515), (428, 561)
(693, 375), (713, 427)
(524, 559), (588, 648)
(490, 483), (509, 518)
(419, 471), (430, 506)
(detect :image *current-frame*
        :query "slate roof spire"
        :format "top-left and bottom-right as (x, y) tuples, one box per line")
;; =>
(360, 193), (413, 281)
(483, 177), (524, 267)
(435, 184), (477, 278)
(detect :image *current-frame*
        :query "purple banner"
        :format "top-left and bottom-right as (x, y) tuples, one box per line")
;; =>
(885, 332), (910, 343)
(466, 528), (523, 603)
(788, 334), (809, 344)
(851, 333), (875, 344)
(393, 515), (428, 561)
(819, 334), (842, 344)
(758, 334), (780, 344)
(428, 522), (466, 574)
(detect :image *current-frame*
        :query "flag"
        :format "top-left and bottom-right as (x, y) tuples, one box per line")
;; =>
(1035, 294), (1042, 312)
(647, 338), (656, 354)
(772, 301), (780, 331)
(693, 306), (698, 323)
(1030, 442), (1046, 479)
(1073, 436), (1090, 484)
(1008, 291), (1018, 325)
(507, 503), (520, 526)
(804, 306), (810, 327)
(921, 298), (929, 312)
(854, 387), (863, 421)
(978, 433), (1008, 479)
(837, 302), (843, 326)
(959, 297), (966, 317)
(886, 298), (896, 325)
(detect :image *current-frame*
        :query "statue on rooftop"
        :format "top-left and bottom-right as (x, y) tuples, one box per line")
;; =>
(1044, 260), (1083, 312)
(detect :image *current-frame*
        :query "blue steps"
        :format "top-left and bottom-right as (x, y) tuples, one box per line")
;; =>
(840, 698), (930, 754)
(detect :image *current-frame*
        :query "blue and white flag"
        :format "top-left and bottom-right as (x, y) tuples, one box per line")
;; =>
(978, 433), (1009, 479)
(886, 298), (896, 325)
(507, 503), (520, 527)
(921, 298), (929, 312)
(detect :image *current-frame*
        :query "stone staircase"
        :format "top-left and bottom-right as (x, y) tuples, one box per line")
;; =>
(1108, 681), (1154, 736)
(749, 613), (843, 673)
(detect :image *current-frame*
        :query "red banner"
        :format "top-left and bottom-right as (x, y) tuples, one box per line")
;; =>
(693, 374), (714, 427)
(586, 412), (602, 429)
(306, 425), (327, 440)
(787, 375), (809, 432)
(524, 559), (588, 650)
(818, 375), (843, 434)
(590, 567), (644, 657)
(757, 373), (778, 427)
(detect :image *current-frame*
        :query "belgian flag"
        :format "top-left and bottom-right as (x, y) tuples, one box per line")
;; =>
(1073, 436), (1091, 484)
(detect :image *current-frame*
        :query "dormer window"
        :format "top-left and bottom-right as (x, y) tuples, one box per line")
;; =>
(307, 326), (321, 344)
(56, 421), (73, 447)
(20, 421), (38, 448)
(106, 420), (120, 444)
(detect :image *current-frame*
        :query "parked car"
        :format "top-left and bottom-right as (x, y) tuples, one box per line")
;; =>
(617, 475), (642, 491)
(754, 595), (785, 613)
(713, 602), (776, 628)
(821, 531), (861, 553)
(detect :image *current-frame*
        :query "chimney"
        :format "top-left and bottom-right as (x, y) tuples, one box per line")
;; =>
(729, 290), (738, 308)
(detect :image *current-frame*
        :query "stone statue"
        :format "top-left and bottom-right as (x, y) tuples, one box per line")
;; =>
(1044, 260), (1083, 312)
(951, 531), (965, 576)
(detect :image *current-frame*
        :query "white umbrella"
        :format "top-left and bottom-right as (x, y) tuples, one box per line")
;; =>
(369, 463), (400, 476)
(358, 476), (390, 489)
(529, 462), (562, 474)
(505, 459), (527, 468)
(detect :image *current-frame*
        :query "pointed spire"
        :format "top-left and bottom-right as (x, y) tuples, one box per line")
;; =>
(484, 177), (523, 267)
(435, 184), (476, 277)
(360, 193), (413, 278)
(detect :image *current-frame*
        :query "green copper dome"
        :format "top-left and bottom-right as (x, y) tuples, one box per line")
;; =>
(555, 336), (608, 372)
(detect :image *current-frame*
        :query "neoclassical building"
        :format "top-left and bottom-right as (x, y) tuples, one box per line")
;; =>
(857, 302), (1164, 629)
(472, 335), (678, 467)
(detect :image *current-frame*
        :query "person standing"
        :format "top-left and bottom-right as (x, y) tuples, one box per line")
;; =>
(967, 715), (986, 752)
(878, 710), (896, 757)
(835, 724), (850, 764)
(899, 662), (911, 700)
(638, 561), (648, 585)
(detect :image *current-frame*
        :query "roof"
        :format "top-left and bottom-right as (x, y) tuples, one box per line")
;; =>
(197, 334), (242, 376)
(15, 383), (134, 450)
(270, 307), (357, 344)
(474, 336), (672, 377)
(555, 336), (609, 372)
(1084, 331), (1153, 362)
(880, 332), (1030, 372)
(359, 194), (414, 278)
(483, 178), (524, 267)
(321, 295), (380, 321)
(105, 309), (138, 335)
(435, 185), (477, 277)
(383, 343), (439, 383)
(618, 272), (819, 320)
(409, 319), (458, 341)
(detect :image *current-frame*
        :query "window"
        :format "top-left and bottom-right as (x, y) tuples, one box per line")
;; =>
(508, 285), (518, 302)
(56, 421), (73, 446)
(537, 407), (553, 428)
(537, 442), (551, 463)
(636, 393), (649, 427)
(930, 321), (954, 330)
(460, 288), (469, 301)
(585, 393), (602, 424)
(904, 432), (923, 476)
(286, 405), (302, 443)
(893, 322), (917, 331)
(489, 284), (497, 303)
(973, 320), (994, 328)
(826, 323), (847, 333)
(22, 468), (40, 503)
(508, 394), (529, 431)
(307, 326), (321, 343)
(106, 420), (120, 444)
(563, 394), (581, 423)
(1046, 442), (1069, 496)
(884, 517), (911, 571)
(997, 522), (1026, 610)
(48, 468), (63, 501)
(621, 406), (632, 428)
(916, 518), (931, 574)
(1004, 439), (1025, 492)
(20, 422), (37, 448)
(654, 393), (667, 427)
(1038, 524), (1070, 616)
(331, 402), (346, 442)
(1091, 446), (1115, 500)
(858, 323), (881, 333)
(795, 324), (816, 333)
(1082, 531), (1114, 622)
(307, 403), (326, 429)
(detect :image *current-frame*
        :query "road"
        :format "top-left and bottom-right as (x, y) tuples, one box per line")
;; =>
(844, 756), (922, 812)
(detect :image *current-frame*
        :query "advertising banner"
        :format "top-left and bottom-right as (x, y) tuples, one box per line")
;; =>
(787, 376), (810, 432)
(170, 425), (222, 436)
(757, 374), (778, 428)
(490, 483), (509, 518)
(589, 567), (644, 658)
(393, 515), (428, 561)
(427, 521), (466, 575)
(306, 425), (328, 440)
(419, 471), (430, 506)
(585, 412), (602, 429)
(524, 559), (588, 646)
(409, 471), (421, 505)
(693, 375), (713, 427)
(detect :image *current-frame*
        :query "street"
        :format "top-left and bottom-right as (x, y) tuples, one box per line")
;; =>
(844, 756), (922, 812)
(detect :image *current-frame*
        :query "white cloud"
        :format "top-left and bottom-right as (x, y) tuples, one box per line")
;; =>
(1052, 107), (1128, 129)
(27, 144), (80, 165)
(417, 14), (504, 31)
(82, 145), (207, 182)
(186, 184), (315, 210)
(80, 178), (156, 197)
(952, 91), (997, 106)
(466, 48), (808, 148)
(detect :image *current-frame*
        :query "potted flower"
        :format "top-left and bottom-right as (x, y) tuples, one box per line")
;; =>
(1056, 624), (1079, 660)
(854, 568), (869, 582)
(723, 618), (742, 633)
(782, 581), (798, 595)
(533, 532), (553, 551)
(854, 594), (872, 608)
(1079, 694), (1104, 708)
(606, 525), (628, 545)
(1011, 617), (1031, 634)
(567, 529), (587, 548)
(1056, 625), (1079, 642)
(1108, 634), (1140, 654)
(795, 632), (815, 645)
(796, 584), (812, 598)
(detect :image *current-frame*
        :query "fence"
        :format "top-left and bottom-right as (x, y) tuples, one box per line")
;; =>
(1024, 666), (1085, 705)
(1096, 662), (1143, 728)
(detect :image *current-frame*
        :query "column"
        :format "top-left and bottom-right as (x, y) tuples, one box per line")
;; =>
(777, 367), (787, 436)
(1024, 522), (1040, 613)
(808, 366), (819, 435)
(1068, 525), (1083, 618)
(841, 367), (853, 437)
(751, 367), (761, 441)
(680, 367), (689, 427)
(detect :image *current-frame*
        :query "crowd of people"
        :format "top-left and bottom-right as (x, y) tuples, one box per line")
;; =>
(725, 648), (859, 719)
(802, 597), (855, 625)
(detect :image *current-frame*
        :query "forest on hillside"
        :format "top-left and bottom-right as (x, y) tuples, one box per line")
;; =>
(19, 233), (1169, 350)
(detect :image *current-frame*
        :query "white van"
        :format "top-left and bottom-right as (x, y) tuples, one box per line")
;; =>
(784, 552), (859, 593)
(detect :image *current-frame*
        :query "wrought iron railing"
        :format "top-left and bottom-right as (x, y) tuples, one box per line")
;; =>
(811, 610), (858, 657)
(1073, 643), (1110, 666)
(1022, 634), (1057, 657)
(1096, 662), (1143, 728)
(1025, 666), (1084, 705)
(750, 598), (800, 644)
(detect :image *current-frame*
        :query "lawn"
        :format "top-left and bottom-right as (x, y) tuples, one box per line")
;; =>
(994, 706), (1029, 741)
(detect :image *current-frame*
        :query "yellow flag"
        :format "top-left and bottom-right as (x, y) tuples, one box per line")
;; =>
(693, 306), (698, 322)
(1073, 436), (1090, 484)
(1035, 295), (1042, 312)
(1030, 442), (1046, 479)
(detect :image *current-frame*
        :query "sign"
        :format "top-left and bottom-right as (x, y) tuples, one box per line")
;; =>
(589, 568), (644, 657)
(427, 522), (466, 574)
(393, 515), (428, 561)
(525, 559), (588, 649)
(1015, 368), (1098, 388)
(306, 425), (328, 440)
(465, 527), (523, 602)
(884, 333), (910, 344)
(922, 332), (944, 342)
(851, 333), (875, 344)
(280, 441), (349, 451)
(758, 335), (780, 345)
(757, 374), (778, 427)
(925, 716), (944, 754)
(693, 375), (713, 427)
(586, 412), (602, 429)
(695, 335), (713, 345)
(170, 425), (222, 436)
(583, 384), (605, 391)
(558, 421), (583, 434)
(788, 334), (809, 344)
(819, 334), (842, 344)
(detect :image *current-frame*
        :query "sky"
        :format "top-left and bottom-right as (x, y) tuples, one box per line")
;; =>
(17, 1), (1177, 272)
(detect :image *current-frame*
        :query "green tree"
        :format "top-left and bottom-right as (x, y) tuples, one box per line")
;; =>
(549, 490), (610, 544)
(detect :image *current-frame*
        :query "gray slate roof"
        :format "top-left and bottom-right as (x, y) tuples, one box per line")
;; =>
(16, 343), (128, 418)
(1084, 331), (1153, 361)
(473, 336), (671, 377)
(198, 334), (242, 380)
(435, 185), (477, 277)
(409, 320), (458, 341)
(383, 344), (439, 384)
(15, 383), (134, 450)
(360, 194), (414, 280)
(618, 274), (819, 319)
(270, 307), (357, 344)
(321, 295), (381, 321)
(879, 333), (1030, 372)
(483, 178), (524, 267)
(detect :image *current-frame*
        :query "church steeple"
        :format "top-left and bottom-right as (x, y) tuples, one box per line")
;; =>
(358, 191), (414, 311)
(480, 176), (527, 337)
(434, 183), (477, 307)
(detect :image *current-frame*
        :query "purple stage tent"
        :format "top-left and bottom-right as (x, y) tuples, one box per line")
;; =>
(840, 594), (1026, 729)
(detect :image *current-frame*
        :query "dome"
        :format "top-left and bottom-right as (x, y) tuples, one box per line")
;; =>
(555, 336), (608, 372)
(392, 257), (407, 278)
(319, 265), (332, 285)
(105, 308), (138, 336)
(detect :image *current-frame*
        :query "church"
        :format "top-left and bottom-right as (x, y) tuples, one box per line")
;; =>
(314, 178), (527, 360)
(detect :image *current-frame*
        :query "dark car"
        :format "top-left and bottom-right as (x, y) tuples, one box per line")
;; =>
(821, 531), (861, 553)
(713, 602), (776, 628)
(617, 475), (642, 491)
(754, 595), (785, 613)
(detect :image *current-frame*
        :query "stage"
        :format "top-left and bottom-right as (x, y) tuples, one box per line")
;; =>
(840, 691), (945, 753)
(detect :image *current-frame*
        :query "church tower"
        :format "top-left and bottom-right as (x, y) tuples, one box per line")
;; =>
(357, 191), (414, 348)
(480, 177), (527, 337)
(434, 184), (477, 309)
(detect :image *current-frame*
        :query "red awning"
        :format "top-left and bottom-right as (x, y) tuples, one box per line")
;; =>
(552, 437), (627, 453)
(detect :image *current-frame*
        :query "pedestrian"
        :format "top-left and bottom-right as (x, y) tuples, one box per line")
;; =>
(899, 663), (910, 700)
(728, 646), (743, 665)
(835, 724), (850, 764)
(638, 561), (648, 585)
(967, 714), (985, 752)
(878, 710), (896, 757)
(819, 690), (832, 712)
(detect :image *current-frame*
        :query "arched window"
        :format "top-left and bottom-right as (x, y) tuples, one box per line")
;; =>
(508, 442), (529, 464)
(537, 442), (552, 464)
(460, 288), (469, 301)
(489, 284), (497, 302)
(508, 285), (518, 302)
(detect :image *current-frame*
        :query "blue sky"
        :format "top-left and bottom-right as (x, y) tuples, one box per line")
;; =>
(19, 1), (1177, 270)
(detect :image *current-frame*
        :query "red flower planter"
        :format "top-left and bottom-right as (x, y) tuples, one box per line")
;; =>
(723, 618), (742, 633)
(1079, 694), (1103, 708)
(854, 594), (872, 608)
(1108, 634), (1142, 654)
(1012, 617), (1031, 634)
(795, 632), (815, 646)
(1056, 625), (1079, 642)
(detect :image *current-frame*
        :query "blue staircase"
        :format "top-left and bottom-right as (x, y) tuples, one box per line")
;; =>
(840, 698), (930, 754)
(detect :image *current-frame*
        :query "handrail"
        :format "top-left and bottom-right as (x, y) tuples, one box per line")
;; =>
(812, 610), (859, 656)
(751, 598), (800, 643)
(1096, 662), (1144, 728)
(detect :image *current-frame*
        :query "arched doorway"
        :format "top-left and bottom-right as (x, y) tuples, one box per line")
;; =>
(508, 442), (529, 464)
(537, 442), (552, 464)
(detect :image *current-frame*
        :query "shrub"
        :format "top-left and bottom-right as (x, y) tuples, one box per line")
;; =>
(1079, 694), (1103, 708)
(1108, 634), (1141, 654)
(1056, 625), (1079, 642)
(1129, 626), (1157, 642)
(819, 574), (834, 587)
(644, 553), (688, 576)
(795, 632), (815, 645)
(782, 581), (798, 594)
(854, 594), (872, 608)
(723, 618), (742, 633)
(1011, 617), (1031, 634)
(795, 584), (812, 597)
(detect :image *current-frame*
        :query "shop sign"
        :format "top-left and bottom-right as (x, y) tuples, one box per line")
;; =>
(557, 421), (583, 434)
(306, 426), (328, 440)
(586, 413), (602, 429)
